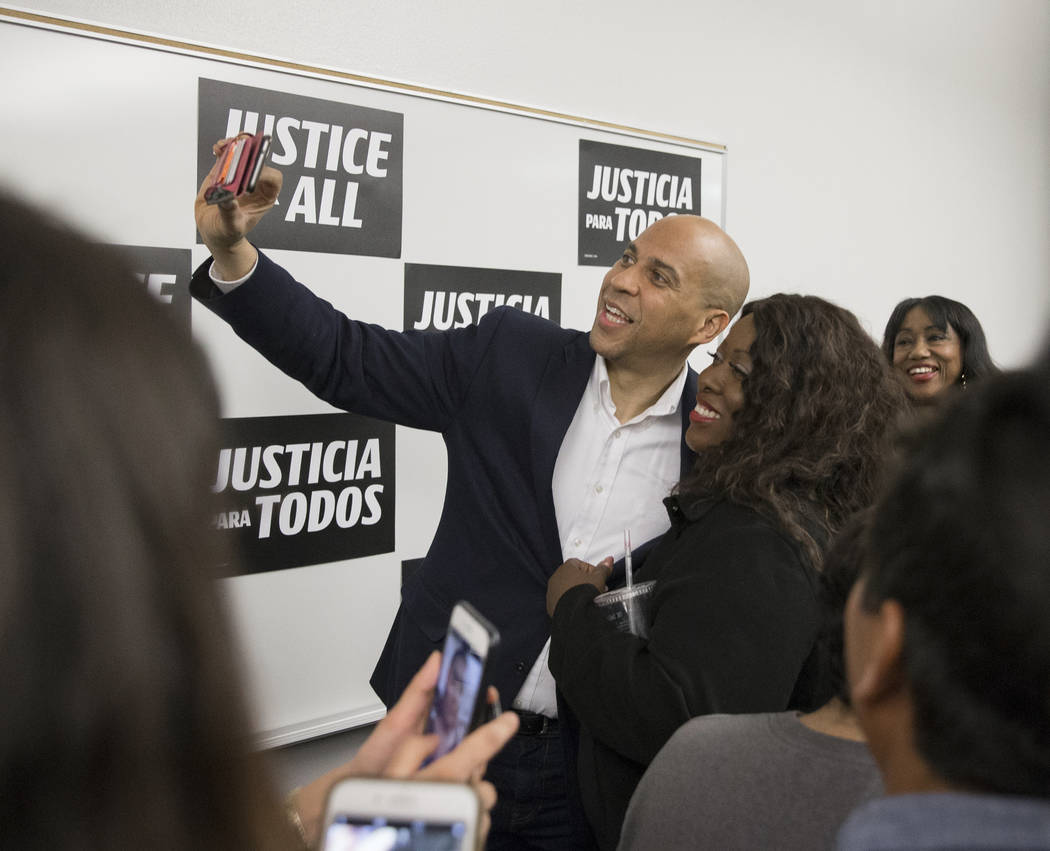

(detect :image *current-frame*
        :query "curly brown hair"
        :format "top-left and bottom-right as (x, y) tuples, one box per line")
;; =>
(679, 293), (906, 569)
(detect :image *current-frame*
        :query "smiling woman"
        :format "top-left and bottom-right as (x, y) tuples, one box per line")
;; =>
(684, 313), (755, 451)
(547, 293), (906, 850)
(882, 295), (998, 407)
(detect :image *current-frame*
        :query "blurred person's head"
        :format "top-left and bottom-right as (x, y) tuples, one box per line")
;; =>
(0, 193), (293, 848)
(846, 351), (1050, 796)
(882, 295), (996, 406)
(683, 294), (905, 570)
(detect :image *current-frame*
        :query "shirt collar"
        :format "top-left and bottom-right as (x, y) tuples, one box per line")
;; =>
(592, 356), (689, 425)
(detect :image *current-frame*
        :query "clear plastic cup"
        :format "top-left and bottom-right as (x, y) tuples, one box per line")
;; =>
(593, 580), (656, 638)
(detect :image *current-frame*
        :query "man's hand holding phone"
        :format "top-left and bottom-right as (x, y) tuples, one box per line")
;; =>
(194, 136), (283, 281)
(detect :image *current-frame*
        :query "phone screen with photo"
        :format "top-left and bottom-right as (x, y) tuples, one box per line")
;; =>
(424, 629), (485, 760)
(323, 815), (469, 851)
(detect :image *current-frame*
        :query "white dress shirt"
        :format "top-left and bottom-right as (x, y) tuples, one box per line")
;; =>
(512, 355), (687, 717)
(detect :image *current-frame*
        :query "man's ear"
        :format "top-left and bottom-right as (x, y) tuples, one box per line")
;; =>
(691, 309), (730, 345)
(851, 599), (907, 708)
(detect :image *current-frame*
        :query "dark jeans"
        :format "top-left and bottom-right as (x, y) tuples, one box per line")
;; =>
(484, 719), (573, 850)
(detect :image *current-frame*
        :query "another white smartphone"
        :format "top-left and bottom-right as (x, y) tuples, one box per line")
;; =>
(423, 601), (499, 762)
(321, 778), (481, 851)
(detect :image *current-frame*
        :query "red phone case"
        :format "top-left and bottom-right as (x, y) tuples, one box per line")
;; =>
(205, 132), (268, 205)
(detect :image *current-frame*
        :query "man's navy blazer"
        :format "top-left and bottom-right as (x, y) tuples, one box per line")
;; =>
(191, 250), (698, 706)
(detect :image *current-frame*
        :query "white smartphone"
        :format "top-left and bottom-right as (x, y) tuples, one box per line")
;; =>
(423, 601), (499, 763)
(321, 778), (480, 851)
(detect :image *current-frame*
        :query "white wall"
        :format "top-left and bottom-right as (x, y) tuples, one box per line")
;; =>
(18, 0), (1050, 367)
(13, 0), (1049, 784)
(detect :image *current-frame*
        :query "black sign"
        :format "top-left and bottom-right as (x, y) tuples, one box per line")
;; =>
(213, 412), (395, 574)
(403, 263), (561, 331)
(197, 78), (404, 258)
(578, 140), (702, 267)
(113, 245), (192, 330)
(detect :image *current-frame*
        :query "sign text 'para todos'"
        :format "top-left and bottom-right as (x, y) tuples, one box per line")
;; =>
(213, 412), (395, 573)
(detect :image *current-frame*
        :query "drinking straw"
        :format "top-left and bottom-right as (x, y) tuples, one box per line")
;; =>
(624, 528), (637, 634)
(624, 528), (633, 588)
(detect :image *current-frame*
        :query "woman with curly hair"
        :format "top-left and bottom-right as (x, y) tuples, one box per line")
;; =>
(882, 295), (997, 407)
(545, 294), (905, 850)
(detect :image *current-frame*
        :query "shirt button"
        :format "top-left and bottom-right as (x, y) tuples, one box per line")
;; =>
(614, 431), (621, 439)
(573, 538), (582, 548)
(595, 484), (604, 493)
(515, 661), (526, 672)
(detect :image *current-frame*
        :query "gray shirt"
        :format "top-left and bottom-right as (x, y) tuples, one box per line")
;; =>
(836, 792), (1050, 850)
(619, 711), (882, 851)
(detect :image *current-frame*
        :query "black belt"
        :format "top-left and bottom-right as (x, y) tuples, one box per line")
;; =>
(511, 709), (558, 735)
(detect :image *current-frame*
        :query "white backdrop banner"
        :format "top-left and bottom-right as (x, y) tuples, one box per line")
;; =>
(0, 12), (725, 745)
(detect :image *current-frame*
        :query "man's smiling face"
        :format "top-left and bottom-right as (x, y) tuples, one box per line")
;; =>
(589, 215), (714, 373)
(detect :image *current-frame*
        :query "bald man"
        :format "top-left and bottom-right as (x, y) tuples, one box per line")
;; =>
(192, 157), (748, 850)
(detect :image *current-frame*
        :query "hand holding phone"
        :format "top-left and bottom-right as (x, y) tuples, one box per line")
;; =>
(289, 644), (517, 850)
(195, 133), (282, 280)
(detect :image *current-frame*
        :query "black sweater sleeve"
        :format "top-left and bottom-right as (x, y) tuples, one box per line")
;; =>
(549, 506), (820, 766)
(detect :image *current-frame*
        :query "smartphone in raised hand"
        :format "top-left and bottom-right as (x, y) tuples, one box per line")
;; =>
(423, 601), (499, 763)
(204, 132), (271, 205)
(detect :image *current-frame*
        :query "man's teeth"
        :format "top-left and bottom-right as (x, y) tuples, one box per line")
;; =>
(694, 402), (720, 419)
(909, 366), (937, 375)
(605, 304), (631, 324)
